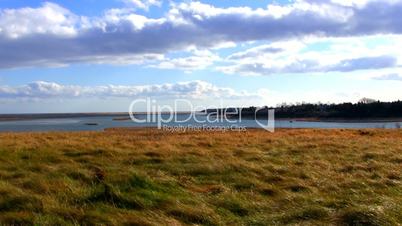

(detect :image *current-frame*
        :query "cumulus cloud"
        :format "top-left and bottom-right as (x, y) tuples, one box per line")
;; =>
(0, 2), (79, 39)
(1, 1), (402, 69)
(0, 80), (263, 100)
(0, 80), (400, 109)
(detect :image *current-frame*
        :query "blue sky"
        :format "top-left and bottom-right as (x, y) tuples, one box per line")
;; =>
(0, 0), (401, 113)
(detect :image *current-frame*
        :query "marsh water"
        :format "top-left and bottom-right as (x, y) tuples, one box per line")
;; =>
(0, 114), (400, 132)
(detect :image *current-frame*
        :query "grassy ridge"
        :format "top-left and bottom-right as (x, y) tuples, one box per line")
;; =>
(0, 129), (401, 225)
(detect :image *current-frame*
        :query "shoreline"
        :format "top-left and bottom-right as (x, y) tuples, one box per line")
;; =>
(280, 117), (402, 123)
(1, 113), (402, 123)
(0, 112), (193, 122)
(0, 127), (399, 134)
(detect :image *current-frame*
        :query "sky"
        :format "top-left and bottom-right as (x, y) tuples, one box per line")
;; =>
(0, 0), (401, 113)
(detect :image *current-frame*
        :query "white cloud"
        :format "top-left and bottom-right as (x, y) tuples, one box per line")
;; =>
(0, 79), (400, 109)
(101, 8), (165, 30)
(220, 55), (398, 76)
(219, 35), (402, 76)
(0, 2), (79, 39)
(0, 80), (264, 100)
(0, 1), (402, 69)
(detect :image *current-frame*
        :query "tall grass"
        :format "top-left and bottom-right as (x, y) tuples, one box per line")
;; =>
(0, 128), (401, 225)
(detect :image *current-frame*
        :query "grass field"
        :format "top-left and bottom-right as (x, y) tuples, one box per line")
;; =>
(0, 128), (401, 225)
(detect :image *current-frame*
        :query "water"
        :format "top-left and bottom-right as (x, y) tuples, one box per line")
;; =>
(0, 114), (400, 132)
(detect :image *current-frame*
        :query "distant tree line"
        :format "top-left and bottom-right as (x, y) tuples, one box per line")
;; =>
(206, 99), (402, 119)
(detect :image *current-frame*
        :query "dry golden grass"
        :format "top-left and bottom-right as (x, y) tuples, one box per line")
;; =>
(0, 128), (401, 225)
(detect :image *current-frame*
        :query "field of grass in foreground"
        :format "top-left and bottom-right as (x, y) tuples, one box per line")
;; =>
(0, 129), (401, 225)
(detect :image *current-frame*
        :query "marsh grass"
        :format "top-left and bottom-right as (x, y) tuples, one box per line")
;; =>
(0, 128), (401, 225)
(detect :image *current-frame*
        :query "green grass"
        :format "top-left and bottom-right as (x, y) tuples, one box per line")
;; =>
(0, 128), (401, 225)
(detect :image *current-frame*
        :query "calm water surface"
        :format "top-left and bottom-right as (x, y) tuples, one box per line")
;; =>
(0, 114), (400, 132)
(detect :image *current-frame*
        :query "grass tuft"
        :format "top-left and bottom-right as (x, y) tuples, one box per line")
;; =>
(0, 212), (34, 226)
(281, 206), (329, 223)
(169, 206), (217, 225)
(338, 208), (392, 226)
(0, 195), (43, 212)
(85, 183), (143, 210)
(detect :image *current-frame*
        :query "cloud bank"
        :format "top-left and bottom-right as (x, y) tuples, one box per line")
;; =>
(1, 0), (402, 69)
(218, 35), (402, 76)
(0, 80), (263, 100)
